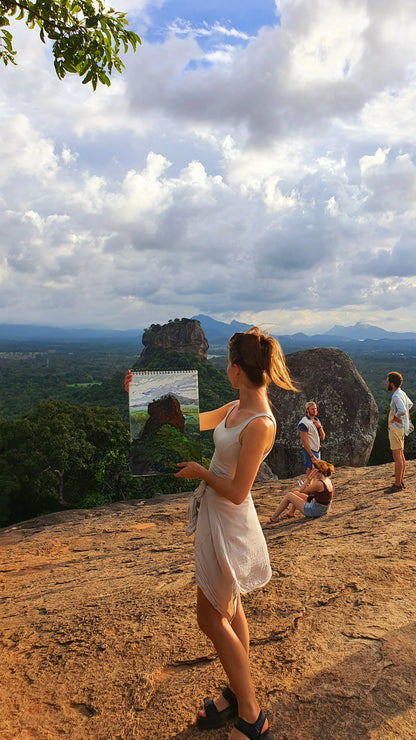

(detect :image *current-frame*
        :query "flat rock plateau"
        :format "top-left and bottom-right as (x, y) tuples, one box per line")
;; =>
(1, 461), (415, 740)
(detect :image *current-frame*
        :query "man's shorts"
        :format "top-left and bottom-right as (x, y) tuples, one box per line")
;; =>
(301, 448), (321, 470)
(388, 425), (405, 451)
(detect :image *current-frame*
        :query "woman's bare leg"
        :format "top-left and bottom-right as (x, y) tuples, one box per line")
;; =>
(198, 591), (249, 715)
(392, 448), (405, 486)
(286, 503), (296, 518)
(230, 591), (249, 656)
(287, 470), (313, 516)
(196, 587), (268, 735)
(268, 491), (307, 522)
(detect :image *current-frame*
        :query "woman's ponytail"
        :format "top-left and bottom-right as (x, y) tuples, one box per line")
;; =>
(228, 327), (297, 391)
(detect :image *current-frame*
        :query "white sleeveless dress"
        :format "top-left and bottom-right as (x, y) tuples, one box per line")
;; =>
(194, 403), (275, 621)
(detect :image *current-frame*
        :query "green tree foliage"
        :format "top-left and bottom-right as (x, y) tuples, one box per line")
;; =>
(0, 0), (140, 88)
(0, 347), (135, 421)
(131, 424), (201, 476)
(0, 342), (236, 525)
(351, 353), (416, 410)
(0, 400), (137, 526)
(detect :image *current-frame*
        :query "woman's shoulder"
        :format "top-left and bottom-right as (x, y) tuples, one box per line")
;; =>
(239, 408), (275, 426)
(239, 413), (275, 442)
(200, 401), (238, 431)
(308, 476), (331, 492)
(322, 477), (333, 491)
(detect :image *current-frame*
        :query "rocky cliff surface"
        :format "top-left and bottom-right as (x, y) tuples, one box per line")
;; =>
(142, 395), (185, 436)
(1, 461), (415, 740)
(268, 348), (378, 478)
(139, 319), (209, 362)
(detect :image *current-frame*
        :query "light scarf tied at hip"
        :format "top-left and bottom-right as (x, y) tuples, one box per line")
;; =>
(186, 480), (207, 535)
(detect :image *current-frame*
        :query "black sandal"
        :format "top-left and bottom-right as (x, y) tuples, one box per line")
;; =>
(234, 710), (274, 739)
(196, 686), (238, 730)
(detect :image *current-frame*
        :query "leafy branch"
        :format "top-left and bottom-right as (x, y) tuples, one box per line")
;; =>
(0, 0), (141, 88)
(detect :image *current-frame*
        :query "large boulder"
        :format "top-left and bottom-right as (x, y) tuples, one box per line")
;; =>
(254, 461), (278, 485)
(140, 318), (209, 361)
(267, 347), (378, 478)
(141, 395), (185, 437)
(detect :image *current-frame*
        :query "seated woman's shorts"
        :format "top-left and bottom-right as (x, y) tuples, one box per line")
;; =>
(303, 500), (330, 518)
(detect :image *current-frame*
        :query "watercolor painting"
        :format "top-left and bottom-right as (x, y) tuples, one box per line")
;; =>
(128, 370), (200, 476)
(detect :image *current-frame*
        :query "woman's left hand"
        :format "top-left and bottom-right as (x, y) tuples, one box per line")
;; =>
(175, 461), (206, 480)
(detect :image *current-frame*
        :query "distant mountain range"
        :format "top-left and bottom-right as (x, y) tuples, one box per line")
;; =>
(191, 314), (251, 341)
(1, 318), (416, 354)
(325, 322), (416, 341)
(193, 317), (416, 349)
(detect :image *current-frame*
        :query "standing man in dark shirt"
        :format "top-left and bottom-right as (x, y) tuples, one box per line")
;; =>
(299, 401), (326, 475)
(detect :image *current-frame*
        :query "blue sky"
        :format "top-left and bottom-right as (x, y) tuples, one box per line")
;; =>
(1, 0), (416, 334)
(144, 0), (278, 44)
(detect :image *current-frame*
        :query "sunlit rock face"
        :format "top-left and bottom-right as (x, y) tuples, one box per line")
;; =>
(140, 319), (209, 361)
(142, 395), (185, 436)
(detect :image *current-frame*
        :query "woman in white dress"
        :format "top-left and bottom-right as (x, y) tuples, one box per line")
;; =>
(175, 328), (297, 740)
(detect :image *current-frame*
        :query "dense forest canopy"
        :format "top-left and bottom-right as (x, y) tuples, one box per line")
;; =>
(0, 340), (235, 526)
(0, 337), (415, 527)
